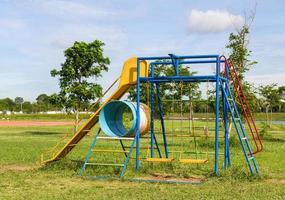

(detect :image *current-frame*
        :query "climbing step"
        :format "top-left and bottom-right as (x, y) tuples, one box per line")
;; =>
(92, 149), (129, 153)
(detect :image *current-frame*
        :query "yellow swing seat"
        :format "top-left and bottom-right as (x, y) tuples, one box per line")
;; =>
(146, 158), (175, 163)
(179, 159), (208, 164)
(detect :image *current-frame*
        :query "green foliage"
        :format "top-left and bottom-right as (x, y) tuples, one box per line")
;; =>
(51, 40), (110, 112)
(226, 25), (259, 112)
(0, 98), (15, 111)
(258, 84), (283, 112)
(226, 25), (257, 78)
(128, 61), (201, 114)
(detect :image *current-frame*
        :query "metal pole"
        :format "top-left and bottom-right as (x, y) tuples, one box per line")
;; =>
(135, 59), (141, 171)
(214, 56), (220, 175)
(156, 83), (169, 158)
(150, 64), (155, 157)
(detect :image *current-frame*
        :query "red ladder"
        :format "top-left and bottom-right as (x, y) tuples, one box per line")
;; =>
(221, 56), (263, 154)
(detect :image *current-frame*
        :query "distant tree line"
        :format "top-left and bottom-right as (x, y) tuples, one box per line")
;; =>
(0, 94), (61, 114)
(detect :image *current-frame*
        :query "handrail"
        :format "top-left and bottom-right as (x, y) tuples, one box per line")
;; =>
(219, 56), (263, 154)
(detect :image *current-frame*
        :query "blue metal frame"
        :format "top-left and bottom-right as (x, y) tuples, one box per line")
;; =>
(133, 54), (259, 176)
(136, 54), (224, 175)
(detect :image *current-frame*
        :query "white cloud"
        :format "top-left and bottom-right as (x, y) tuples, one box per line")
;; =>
(187, 9), (244, 33)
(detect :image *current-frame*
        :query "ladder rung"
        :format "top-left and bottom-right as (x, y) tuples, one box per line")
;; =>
(68, 144), (77, 147)
(85, 162), (124, 167)
(97, 136), (135, 141)
(241, 137), (247, 140)
(92, 149), (129, 153)
(234, 118), (241, 121)
(248, 157), (254, 160)
(227, 98), (234, 101)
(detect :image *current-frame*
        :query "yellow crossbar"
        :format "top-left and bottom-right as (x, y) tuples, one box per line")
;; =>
(146, 158), (175, 163)
(179, 159), (208, 164)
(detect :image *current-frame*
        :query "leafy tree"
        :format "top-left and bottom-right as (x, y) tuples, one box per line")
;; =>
(259, 84), (281, 112)
(128, 62), (200, 115)
(22, 101), (33, 113)
(226, 22), (259, 112)
(51, 40), (110, 130)
(36, 94), (50, 112)
(14, 97), (24, 112)
(0, 98), (15, 112)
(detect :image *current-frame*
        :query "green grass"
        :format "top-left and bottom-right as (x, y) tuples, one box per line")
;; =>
(0, 120), (284, 199)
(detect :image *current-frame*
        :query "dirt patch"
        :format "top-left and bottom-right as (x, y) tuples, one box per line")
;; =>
(267, 179), (285, 184)
(137, 173), (204, 184)
(0, 164), (37, 172)
(0, 121), (74, 127)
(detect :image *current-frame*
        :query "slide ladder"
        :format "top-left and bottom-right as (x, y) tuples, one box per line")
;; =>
(42, 57), (148, 164)
(220, 80), (259, 175)
(222, 56), (263, 154)
(80, 128), (137, 178)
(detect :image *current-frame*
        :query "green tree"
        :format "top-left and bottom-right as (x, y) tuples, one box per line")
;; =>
(36, 94), (50, 112)
(128, 62), (200, 115)
(259, 84), (281, 112)
(0, 98), (15, 112)
(51, 40), (110, 131)
(22, 101), (33, 113)
(226, 23), (259, 112)
(14, 97), (24, 112)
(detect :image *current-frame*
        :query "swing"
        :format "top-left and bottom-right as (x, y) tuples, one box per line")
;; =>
(146, 81), (176, 163)
(178, 82), (209, 164)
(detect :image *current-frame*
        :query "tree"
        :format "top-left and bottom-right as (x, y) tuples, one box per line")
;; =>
(258, 84), (281, 127)
(51, 40), (110, 131)
(36, 94), (50, 112)
(0, 98), (15, 112)
(225, 10), (259, 112)
(22, 101), (33, 113)
(128, 62), (201, 115)
(14, 97), (24, 112)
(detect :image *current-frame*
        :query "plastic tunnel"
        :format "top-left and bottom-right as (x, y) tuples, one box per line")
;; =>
(99, 100), (150, 137)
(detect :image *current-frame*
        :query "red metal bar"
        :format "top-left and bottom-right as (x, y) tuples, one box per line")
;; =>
(219, 56), (263, 154)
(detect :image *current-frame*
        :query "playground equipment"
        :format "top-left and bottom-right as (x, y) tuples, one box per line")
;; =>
(42, 54), (263, 178)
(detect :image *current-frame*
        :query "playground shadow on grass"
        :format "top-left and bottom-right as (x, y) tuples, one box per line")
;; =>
(25, 131), (64, 136)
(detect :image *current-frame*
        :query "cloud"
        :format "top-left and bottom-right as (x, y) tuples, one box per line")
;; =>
(187, 9), (244, 33)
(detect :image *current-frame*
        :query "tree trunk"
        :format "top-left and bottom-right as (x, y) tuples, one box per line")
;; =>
(74, 110), (80, 134)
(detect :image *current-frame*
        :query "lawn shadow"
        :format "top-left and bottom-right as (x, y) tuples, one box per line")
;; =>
(25, 131), (64, 135)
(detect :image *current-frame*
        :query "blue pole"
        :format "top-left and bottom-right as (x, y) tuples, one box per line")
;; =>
(150, 64), (155, 158)
(225, 60), (230, 167)
(135, 59), (141, 171)
(156, 83), (169, 158)
(214, 56), (220, 175)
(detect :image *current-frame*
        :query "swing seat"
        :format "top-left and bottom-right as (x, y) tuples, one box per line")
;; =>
(179, 159), (208, 164)
(146, 158), (175, 163)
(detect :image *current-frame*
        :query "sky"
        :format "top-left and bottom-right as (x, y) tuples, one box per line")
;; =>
(0, 0), (284, 101)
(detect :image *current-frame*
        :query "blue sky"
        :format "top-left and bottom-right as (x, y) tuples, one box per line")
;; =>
(0, 0), (284, 101)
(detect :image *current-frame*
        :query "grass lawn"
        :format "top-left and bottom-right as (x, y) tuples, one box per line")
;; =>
(0, 119), (284, 199)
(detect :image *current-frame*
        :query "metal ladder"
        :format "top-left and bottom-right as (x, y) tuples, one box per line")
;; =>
(80, 128), (136, 178)
(220, 79), (259, 175)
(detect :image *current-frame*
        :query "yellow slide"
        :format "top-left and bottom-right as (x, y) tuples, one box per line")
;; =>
(43, 57), (148, 164)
